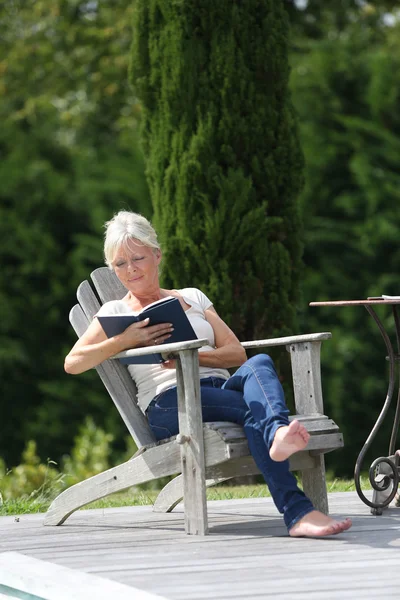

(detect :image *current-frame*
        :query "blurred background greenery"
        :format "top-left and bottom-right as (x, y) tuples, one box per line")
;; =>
(1, 0), (400, 499)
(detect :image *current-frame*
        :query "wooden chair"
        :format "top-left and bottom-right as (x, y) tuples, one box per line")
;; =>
(44, 268), (344, 535)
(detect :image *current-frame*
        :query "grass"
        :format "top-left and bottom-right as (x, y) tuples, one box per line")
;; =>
(0, 476), (372, 517)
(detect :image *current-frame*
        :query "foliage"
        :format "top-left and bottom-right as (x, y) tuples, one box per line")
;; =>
(61, 417), (114, 487)
(0, 0), (151, 466)
(2, 0), (400, 481)
(1, 418), (119, 502)
(285, 0), (400, 39)
(0, 416), (173, 515)
(131, 0), (304, 347)
(290, 11), (400, 474)
(0, 441), (62, 505)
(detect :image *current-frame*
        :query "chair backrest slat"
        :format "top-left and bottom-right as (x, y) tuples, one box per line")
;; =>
(70, 277), (156, 448)
(77, 280), (102, 319)
(70, 304), (91, 338)
(91, 267), (127, 303)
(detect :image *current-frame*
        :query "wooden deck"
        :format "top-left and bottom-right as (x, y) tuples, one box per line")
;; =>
(1, 491), (400, 599)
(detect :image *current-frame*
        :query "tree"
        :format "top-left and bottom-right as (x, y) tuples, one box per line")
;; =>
(131, 0), (304, 353)
(290, 12), (400, 474)
(285, 0), (400, 39)
(0, 0), (150, 466)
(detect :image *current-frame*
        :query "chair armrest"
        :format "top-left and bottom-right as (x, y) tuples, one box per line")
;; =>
(111, 338), (209, 361)
(241, 332), (331, 349)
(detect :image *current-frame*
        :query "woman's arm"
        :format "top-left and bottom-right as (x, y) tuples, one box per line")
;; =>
(64, 317), (174, 375)
(198, 306), (247, 368)
(162, 306), (247, 371)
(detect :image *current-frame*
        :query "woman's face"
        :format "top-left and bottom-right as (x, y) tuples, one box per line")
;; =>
(112, 238), (161, 294)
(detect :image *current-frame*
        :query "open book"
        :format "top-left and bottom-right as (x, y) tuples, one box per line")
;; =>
(97, 296), (197, 365)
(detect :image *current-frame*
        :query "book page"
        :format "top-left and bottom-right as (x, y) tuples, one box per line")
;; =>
(132, 295), (175, 316)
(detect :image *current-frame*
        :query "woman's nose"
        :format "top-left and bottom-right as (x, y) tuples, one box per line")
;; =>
(127, 259), (137, 273)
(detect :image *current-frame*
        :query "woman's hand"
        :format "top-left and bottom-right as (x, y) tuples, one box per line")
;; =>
(161, 358), (177, 370)
(64, 317), (173, 375)
(120, 318), (174, 349)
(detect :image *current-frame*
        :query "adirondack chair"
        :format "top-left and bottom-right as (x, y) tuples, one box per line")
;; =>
(44, 267), (344, 535)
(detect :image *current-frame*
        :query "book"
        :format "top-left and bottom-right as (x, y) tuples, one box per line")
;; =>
(97, 296), (198, 365)
(367, 295), (400, 300)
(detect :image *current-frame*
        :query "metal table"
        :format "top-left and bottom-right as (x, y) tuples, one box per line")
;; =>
(310, 298), (400, 514)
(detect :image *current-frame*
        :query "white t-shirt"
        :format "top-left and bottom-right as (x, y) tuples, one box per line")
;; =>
(96, 288), (230, 413)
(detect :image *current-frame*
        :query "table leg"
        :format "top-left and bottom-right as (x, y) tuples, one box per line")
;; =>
(353, 306), (400, 512)
(389, 307), (400, 456)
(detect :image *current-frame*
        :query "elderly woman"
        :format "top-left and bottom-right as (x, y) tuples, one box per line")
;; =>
(65, 210), (352, 538)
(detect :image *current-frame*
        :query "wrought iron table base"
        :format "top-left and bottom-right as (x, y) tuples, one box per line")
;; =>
(365, 452), (400, 515)
(310, 299), (400, 513)
(354, 304), (400, 514)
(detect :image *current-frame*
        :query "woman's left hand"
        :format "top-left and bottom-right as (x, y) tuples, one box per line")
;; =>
(161, 359), (176, 369)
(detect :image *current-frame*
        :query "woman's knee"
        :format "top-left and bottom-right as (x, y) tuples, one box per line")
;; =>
(245, 353), (275, 371)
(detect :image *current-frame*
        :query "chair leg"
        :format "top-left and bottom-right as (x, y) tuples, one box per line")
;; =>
(153, 473), (235, 513)
(301, 454), (329, 514)
(176, 350), (208, 535)
(44, 443), (181, 526)
(153, 475), (184, 513)
(154, 456), (262, 513)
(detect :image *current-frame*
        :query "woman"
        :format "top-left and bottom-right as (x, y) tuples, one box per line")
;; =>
(65, 210), (352, 537)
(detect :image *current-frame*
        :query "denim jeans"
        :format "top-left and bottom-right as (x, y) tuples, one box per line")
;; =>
(146, 354), (314, 530)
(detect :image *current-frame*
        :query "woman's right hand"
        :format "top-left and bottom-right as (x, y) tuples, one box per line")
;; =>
(65, 317), (173, 375)
(119, 318), (174, 349)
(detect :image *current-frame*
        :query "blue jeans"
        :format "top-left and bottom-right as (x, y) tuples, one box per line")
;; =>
(146, 354), (315, 530)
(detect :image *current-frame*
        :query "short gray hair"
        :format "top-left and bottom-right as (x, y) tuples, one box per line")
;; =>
(104, 211), (160, 268)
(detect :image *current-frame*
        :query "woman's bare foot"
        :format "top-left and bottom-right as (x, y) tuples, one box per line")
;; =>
(289, 510), (352, 537)
(270, 420), (310, 462)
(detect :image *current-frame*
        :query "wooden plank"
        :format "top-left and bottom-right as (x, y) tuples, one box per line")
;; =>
(310, 299), (400, 305)
(112, 338), (209, 360)
(0, 552), (167, 600)
(76, 279), (101, 319)
(288, 341), (324, 414)
(288, 340), (329, 513)
(205, 418), (340, 444)
(241, 332), (331, 349)
(176, 349), (208, 535)
(69, 304), (90, 338)
(204, 425), (247, 441)
(298, 419), (339, 434)
(91, 267), (127, 303)
(94, 359), (155, 448)
(305, 432), (343, 452)
(301, 452), (329, 513)
(3, 493), (400, 600)
(70, 292), (154, 450)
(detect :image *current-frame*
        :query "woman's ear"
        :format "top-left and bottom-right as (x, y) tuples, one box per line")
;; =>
(155, 248), (162, 264)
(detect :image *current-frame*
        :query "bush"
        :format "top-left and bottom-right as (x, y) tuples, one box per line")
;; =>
(0, 441), (63, 506)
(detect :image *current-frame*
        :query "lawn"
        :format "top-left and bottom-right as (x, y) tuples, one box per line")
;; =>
(0, 476), (372, 517)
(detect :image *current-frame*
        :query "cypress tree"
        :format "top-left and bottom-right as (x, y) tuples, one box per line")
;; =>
(131, 0), (304, 341)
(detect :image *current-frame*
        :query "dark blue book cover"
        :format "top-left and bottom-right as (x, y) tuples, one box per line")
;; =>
(97, 297), (197, 365)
